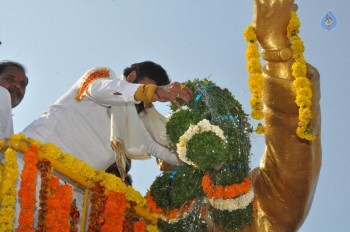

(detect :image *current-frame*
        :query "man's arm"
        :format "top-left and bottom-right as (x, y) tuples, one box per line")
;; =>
(251, 0), (322, 230)
(83, 67), (192, 108)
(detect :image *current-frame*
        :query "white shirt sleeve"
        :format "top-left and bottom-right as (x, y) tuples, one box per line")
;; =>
(85, 68), (142, 106)
(142, 122), (182, 165)
(0, 86), (14, 138)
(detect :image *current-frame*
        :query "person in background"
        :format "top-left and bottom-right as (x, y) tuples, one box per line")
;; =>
(0, 61), (28, 138)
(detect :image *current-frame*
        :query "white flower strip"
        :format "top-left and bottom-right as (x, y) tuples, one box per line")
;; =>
(207, 188), (254, 212)
(177, 119), (226, 167)
(159, 200), (196, 224)
(167, 106), (190, 119)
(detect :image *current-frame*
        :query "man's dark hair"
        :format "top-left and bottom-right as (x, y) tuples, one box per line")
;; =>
(105, 162), (133, 186)
(0, 61), (26, 75)
(0, 60), (28, 84)
(123, 61), (170, 86)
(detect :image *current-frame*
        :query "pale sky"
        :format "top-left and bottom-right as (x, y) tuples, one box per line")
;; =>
(1, 0), (349, 231)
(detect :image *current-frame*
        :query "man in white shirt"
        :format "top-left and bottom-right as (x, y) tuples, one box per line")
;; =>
(0, 61), (28, 138)
(23, 61), (192, 180)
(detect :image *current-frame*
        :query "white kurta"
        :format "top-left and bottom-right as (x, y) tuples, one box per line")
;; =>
(0, 86), (14, 138)
(23, 67), (180, 170)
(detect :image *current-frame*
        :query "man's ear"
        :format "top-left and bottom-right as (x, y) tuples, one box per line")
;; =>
(126, 70), (137, 83)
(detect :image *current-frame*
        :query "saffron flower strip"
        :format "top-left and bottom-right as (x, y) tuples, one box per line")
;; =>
(45, 176), (72, 231)
(158, 201), (195, 224)
(202, 174), (251, 199)
(17, 145), (39, 231)
(101, 192), (126, 232)
(147, 194), (194, 223)
(133, 220), (146, 232)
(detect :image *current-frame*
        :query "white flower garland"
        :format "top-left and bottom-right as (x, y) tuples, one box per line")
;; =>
(177, 119), (226, 167)
(166, 106), (190, 120)
(207, 188), (254, 212)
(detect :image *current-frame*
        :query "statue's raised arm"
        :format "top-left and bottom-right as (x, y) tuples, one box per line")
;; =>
(249, 0), (322, 231)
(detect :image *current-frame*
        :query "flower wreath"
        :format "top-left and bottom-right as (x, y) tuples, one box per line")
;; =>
(150, 78), (254, 231)
(177, 119), (226, 167)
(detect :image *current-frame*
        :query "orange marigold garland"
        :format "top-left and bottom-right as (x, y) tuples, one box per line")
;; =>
(17, 145), (39, 232)
(146, 194), (193, 221)
(133, 220), (146, 232)
(88, 183), (107, 231)
(146, 194), (162, 214)
(202, 174), (251, 199)
(36, 159), (52, 232)
(101, 191), (126, 232)
(69, 199), (80, 232)
(45, 176), (72, 231)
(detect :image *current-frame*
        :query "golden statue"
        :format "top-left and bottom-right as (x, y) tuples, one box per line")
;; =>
(243, 0), (321, 231)
(158, 1), (322, 231)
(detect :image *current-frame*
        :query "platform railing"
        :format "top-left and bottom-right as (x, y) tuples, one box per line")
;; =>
(0, 134), (159, 231)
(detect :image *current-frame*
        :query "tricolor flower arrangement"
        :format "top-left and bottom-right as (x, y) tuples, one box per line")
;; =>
(147, 79), (254, 231)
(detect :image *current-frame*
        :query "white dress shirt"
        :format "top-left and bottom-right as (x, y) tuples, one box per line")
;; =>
(0, 86), (14, 138)
(23, 67), (180, 170)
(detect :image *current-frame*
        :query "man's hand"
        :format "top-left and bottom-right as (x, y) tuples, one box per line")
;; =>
(253, 0), (295, 49)
(154, 82), (193, 108)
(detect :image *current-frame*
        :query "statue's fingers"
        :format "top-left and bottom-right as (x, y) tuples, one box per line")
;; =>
(292, 3), (298, 12)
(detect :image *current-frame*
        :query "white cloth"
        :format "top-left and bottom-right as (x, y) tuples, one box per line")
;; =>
(0, 86), (14, 138)
(110, 103), (151, 159)
(23, 67), (180, 170)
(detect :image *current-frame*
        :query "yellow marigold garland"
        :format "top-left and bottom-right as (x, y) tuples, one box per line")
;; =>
(287, 11), (315, 141)
(0, 134), (156, 229)
(243, 26), (265, 133)
(146, 224), (159, 232)
(36, 140), (146, 206)
(0, 148), (18, 231)
(244, 11), (315, 141)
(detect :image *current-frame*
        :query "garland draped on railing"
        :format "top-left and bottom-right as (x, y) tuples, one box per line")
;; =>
(0, 134), (159, 231)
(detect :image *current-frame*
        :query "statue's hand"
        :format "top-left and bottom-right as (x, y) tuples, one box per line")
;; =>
(253, 0), (295, 49)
